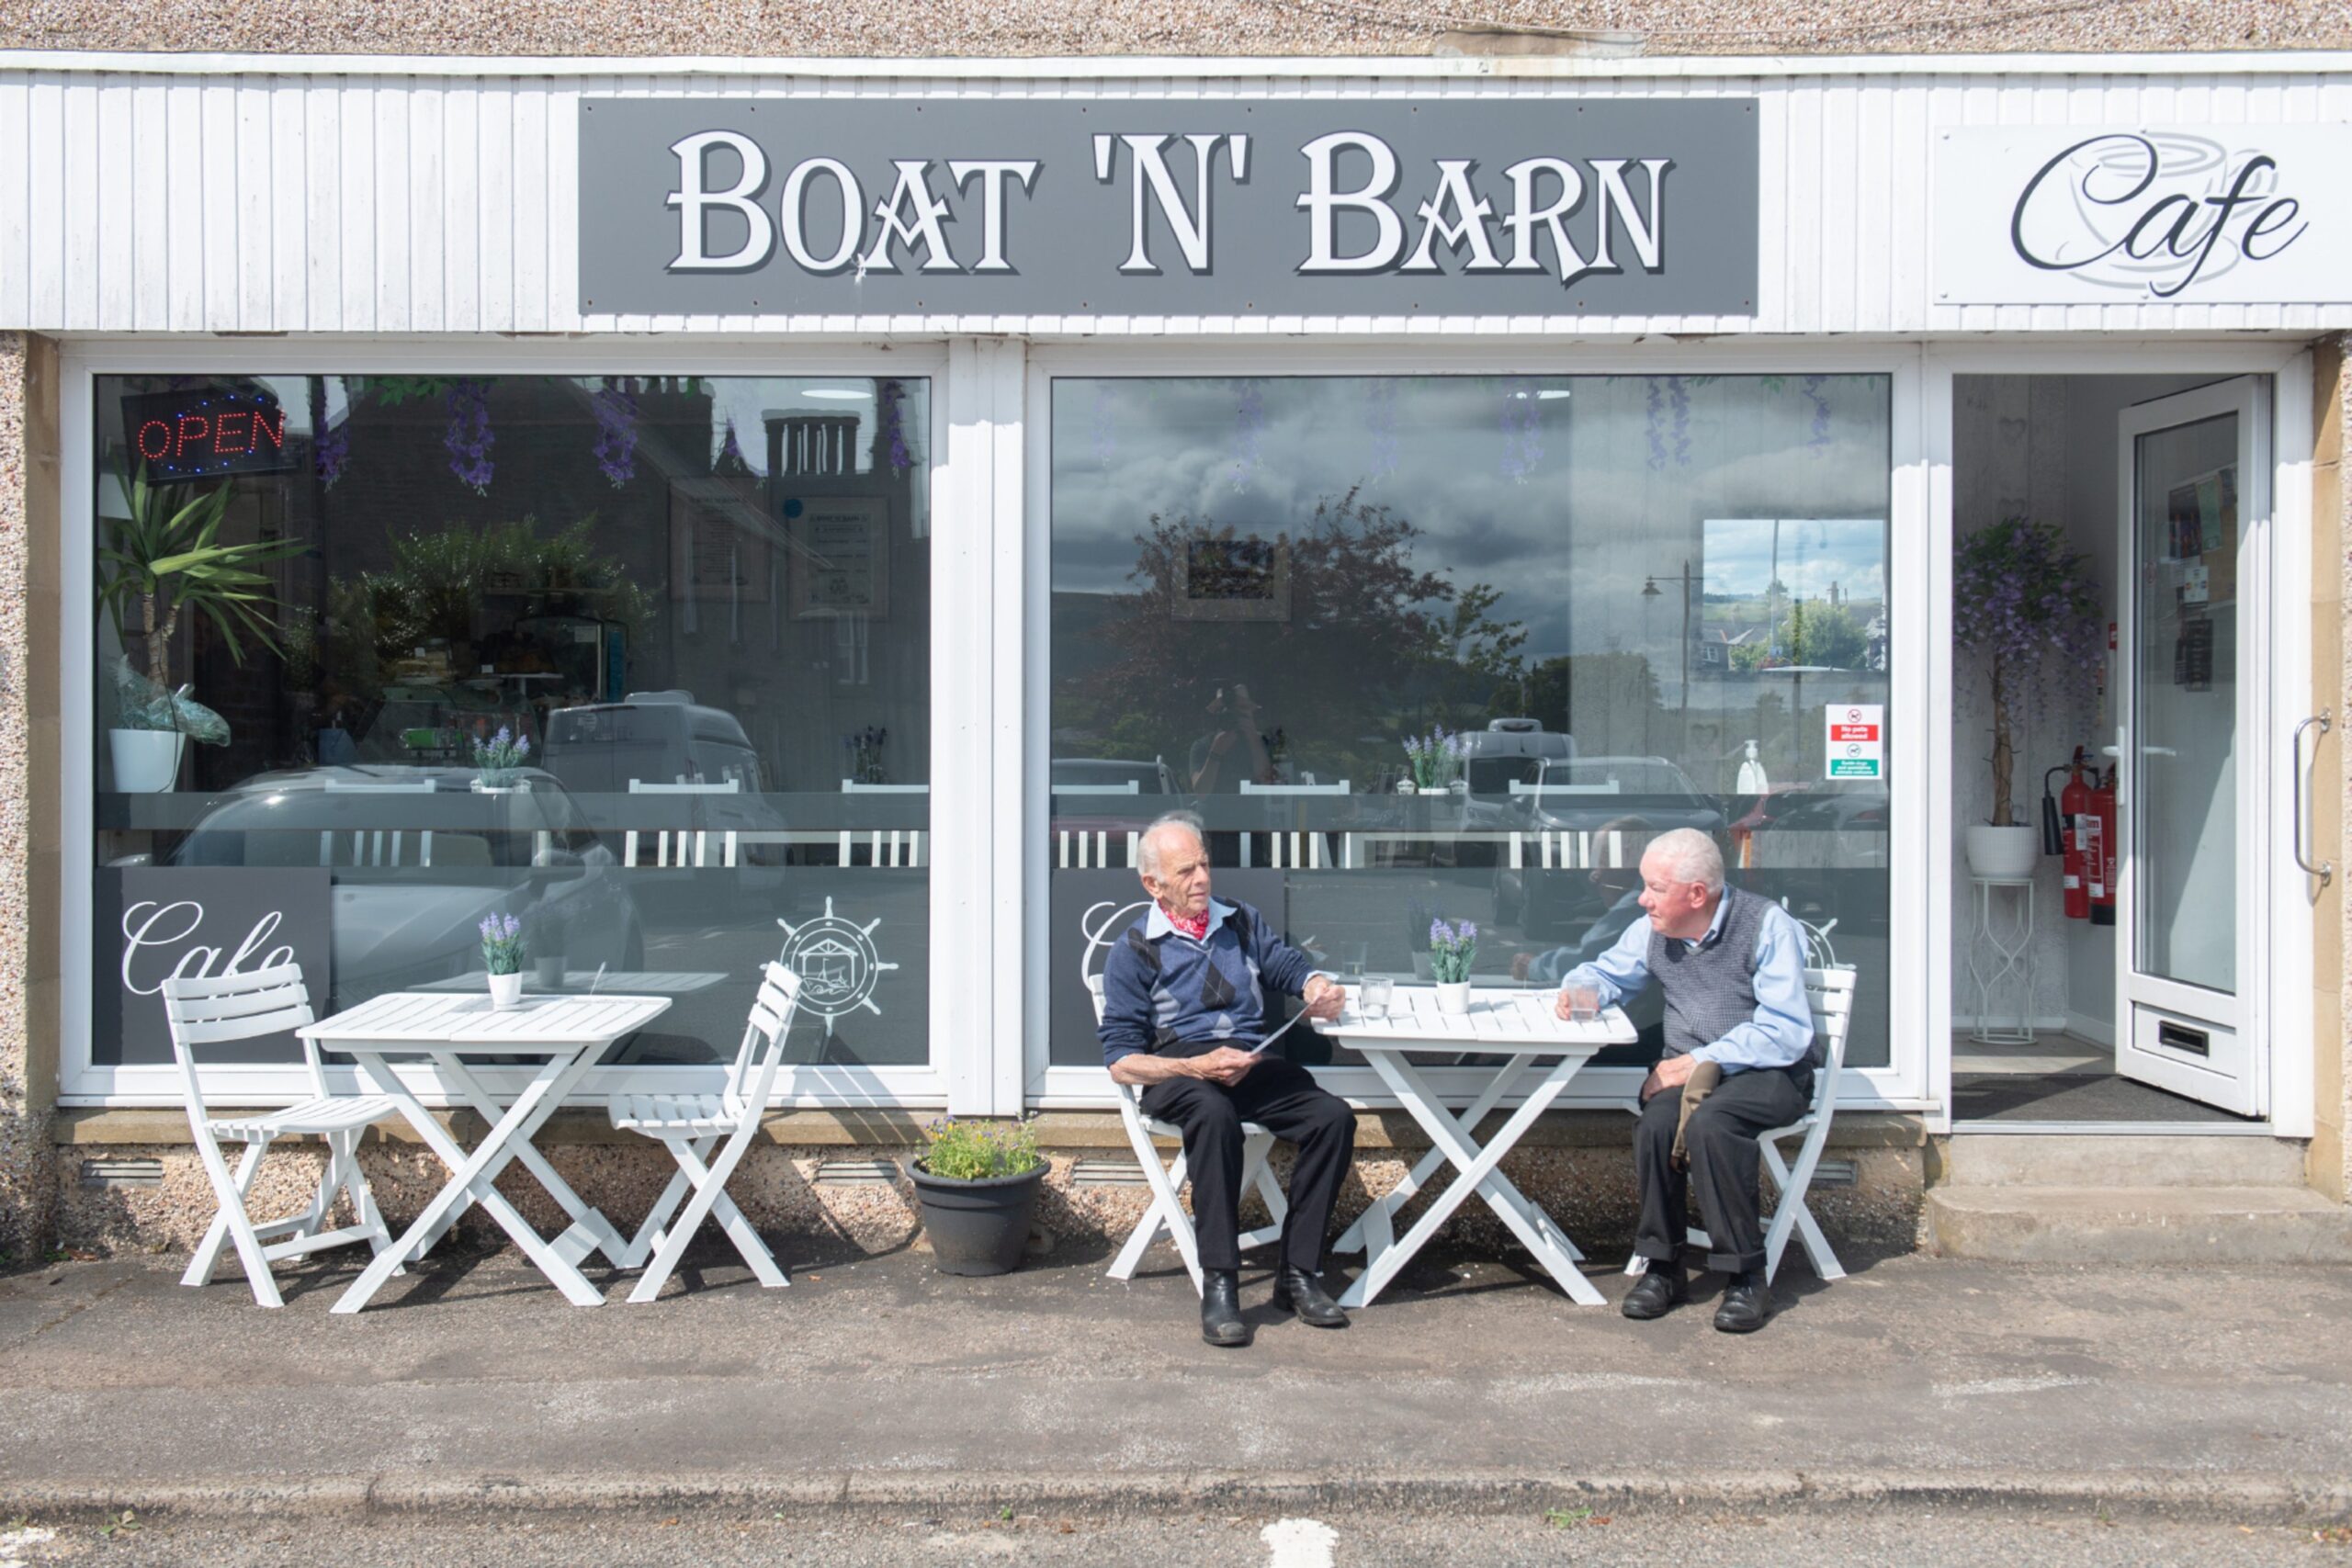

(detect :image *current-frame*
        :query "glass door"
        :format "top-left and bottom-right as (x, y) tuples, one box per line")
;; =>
(2113, 378), (2267, 1116)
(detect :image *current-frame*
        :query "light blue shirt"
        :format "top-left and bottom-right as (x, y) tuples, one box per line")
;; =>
(1559, 893), (1814, 1073)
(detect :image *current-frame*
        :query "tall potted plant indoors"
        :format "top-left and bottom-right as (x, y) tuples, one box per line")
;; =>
(1952, 518), (2104, 879)
(97, 467), (301, 791)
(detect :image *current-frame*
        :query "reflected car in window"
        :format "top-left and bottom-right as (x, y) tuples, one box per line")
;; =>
(1491, 756), (1726, 939)
(141, 765), (645, 1006)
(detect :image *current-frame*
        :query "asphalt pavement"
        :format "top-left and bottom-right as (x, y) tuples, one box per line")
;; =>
(2, 1239), (2349, 1531)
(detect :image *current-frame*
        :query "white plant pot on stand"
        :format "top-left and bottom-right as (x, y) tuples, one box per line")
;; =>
(487, 971), (524, 1010)
(1963, 824), (2039, 881)
(108, 728), (185, 793)
(1434, 980), (1471, 1014)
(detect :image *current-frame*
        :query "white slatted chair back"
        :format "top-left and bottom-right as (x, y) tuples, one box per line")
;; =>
(729, 962), (803, 1110)
(161, 964), (322, 1105)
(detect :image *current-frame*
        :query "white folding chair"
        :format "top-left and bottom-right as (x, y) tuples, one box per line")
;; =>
(609, 962), (801, 1303)
(1089, 970), (1290, 1295)
(1625, 964), (1858, 1285)
(162, 964), (404, 1308)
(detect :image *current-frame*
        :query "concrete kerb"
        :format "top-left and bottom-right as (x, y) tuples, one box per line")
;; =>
(4, 1469), (2348, 1528)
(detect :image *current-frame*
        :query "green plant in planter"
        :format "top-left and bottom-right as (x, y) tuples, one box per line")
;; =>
(921, 1117), (1045, 1181)
(98, 467), (302, 730)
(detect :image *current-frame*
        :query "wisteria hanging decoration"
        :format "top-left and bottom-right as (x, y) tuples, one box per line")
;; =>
(1498, 380), (1545, 483)
(1645, 378), (1668, 472)
(717, 416), (752, 476)
(1668, 376), (1693, 468)
(444, 378), (495, 494)
(879, 379), (912, 476)
(1363, 378), (1399, 482)
(1802, 374), (1834, 457)
(1229, 378), (1267, 491)
(591, 378), (640, 489)
(1090, 380), (1120, 472)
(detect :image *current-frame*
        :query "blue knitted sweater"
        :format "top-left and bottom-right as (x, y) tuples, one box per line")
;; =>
(1097, 898), (1320, 1066)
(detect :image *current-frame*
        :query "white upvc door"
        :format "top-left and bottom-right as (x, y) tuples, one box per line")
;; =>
(2112, 377), (2269, 1116)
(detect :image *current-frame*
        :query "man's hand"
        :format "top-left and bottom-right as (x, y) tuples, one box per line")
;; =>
(1189, 1046), (1260, 1086)
(1301, 975), (1346, 1021)
(1639, 1054), (1700, 1103)
(1510, 952), (1534, 983)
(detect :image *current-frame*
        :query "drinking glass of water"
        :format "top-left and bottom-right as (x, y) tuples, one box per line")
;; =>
(1362, 976), (1394, 1021)
(1565, 983), (1601, 1024)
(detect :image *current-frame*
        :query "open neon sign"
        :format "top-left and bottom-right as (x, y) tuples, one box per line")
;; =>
(120, 388), (294, 479)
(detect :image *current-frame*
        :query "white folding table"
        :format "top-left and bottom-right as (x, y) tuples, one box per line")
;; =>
(1326, 987), (1634, 1309)
(297, 990), (672, 1313)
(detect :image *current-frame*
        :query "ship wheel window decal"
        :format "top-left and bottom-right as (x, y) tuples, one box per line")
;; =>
(776, 897), (900, 1035)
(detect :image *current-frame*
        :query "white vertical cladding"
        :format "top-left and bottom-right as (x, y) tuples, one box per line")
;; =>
(0, 64), (2346, 335)
(936, 337), (1029, 1116)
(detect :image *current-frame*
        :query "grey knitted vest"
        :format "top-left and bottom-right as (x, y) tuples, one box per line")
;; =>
(1648, 886), (1773, 1061)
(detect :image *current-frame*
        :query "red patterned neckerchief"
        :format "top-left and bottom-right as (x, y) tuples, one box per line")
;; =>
(1159, 901), (1211, 942)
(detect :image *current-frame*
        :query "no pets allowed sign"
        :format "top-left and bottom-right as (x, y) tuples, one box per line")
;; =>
(1825, 705), (1884, 780)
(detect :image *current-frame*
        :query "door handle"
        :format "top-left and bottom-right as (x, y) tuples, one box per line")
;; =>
(2292, 709), (2334, 886)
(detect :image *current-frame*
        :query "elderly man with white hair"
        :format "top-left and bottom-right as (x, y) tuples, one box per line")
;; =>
(1553, 827), (1816, 1333)
(1098, 810), (1354, 1348)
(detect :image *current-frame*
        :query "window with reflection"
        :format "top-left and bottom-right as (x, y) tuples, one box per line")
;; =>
(94, 374), (930, 1071)
(1048, 375), (1892, 1072)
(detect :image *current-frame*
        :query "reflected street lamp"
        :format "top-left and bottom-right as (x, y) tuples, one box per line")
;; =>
(1641, 558), (1699, 712)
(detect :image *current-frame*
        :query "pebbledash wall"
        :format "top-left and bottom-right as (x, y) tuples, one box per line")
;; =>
(0, 41), (2347, 1268)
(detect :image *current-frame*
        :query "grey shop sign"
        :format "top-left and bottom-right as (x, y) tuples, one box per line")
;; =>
(577, 98), (1758, 317)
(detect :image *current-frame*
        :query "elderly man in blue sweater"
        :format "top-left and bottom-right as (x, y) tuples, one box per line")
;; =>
(1100, 811), (1354, 1347)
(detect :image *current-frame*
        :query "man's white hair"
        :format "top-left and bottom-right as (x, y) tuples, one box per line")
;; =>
(1137, 810), (1206, 879)
(1645, 827), (1725, 893)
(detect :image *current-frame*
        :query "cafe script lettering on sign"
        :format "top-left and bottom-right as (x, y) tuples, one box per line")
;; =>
(578, 98), (1759, 318)
(1935, 125), (2352, 307)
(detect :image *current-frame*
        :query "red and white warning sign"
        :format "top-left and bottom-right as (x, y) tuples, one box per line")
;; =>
(1825, 704), (1884, 780)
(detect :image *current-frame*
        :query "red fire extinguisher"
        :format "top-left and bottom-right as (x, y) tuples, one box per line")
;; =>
(2059, 752), (2096, 921)
(2087, 763), (2119, 927)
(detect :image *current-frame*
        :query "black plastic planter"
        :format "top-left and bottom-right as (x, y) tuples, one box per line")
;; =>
(908, 1160), (1047, 1276)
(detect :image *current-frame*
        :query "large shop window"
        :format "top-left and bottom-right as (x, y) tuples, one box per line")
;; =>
(93, 375), (931, 1072)
(1048, 375), (1894, 1073)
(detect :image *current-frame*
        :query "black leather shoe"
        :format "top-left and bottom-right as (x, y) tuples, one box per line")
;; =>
(1201, 1269), (1250, 1348)
(1713, 1274), (1769, 1334)
(1270, 1267), (1349, 1328)
(1622, 1265), (1684, 1320)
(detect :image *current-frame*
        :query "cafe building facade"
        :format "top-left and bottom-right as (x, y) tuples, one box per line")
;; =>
(1, 43), (2348, 1266)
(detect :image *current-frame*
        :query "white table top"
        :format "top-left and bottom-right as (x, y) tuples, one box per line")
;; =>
(297, 990), (672, 1050)
(413, 969), (729, 996)
(1319, 987), (1634, 1055)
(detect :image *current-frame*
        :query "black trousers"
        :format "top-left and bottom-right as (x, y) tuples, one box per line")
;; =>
(1633, 1063), (1811, 1276)
(1139, 1055), (1356, 1275)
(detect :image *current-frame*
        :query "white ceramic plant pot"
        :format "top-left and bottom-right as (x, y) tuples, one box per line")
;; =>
(1964, 824), (2039, 881)
(487, 971), (525, 1010)
(108, 728), (185, 793)
(1434, 980), (1471, 1014)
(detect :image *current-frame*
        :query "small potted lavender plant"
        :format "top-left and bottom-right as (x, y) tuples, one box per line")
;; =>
(1400, 726), (1468, 795)
(471, 725), (532, 792)
(1429, 917), (1477, 1013)
(480, 912), (526, 1009)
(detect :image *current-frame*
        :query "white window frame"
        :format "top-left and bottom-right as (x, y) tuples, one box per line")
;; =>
(58, 335), (968, 1111)
(1019, 340), (1939, 1117)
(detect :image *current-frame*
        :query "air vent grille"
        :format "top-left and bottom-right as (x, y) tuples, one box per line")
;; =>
(811, 1157), (902, 1187)
(80, 1157), (163, 1189)
(1071, 1158), (1148, 1187)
